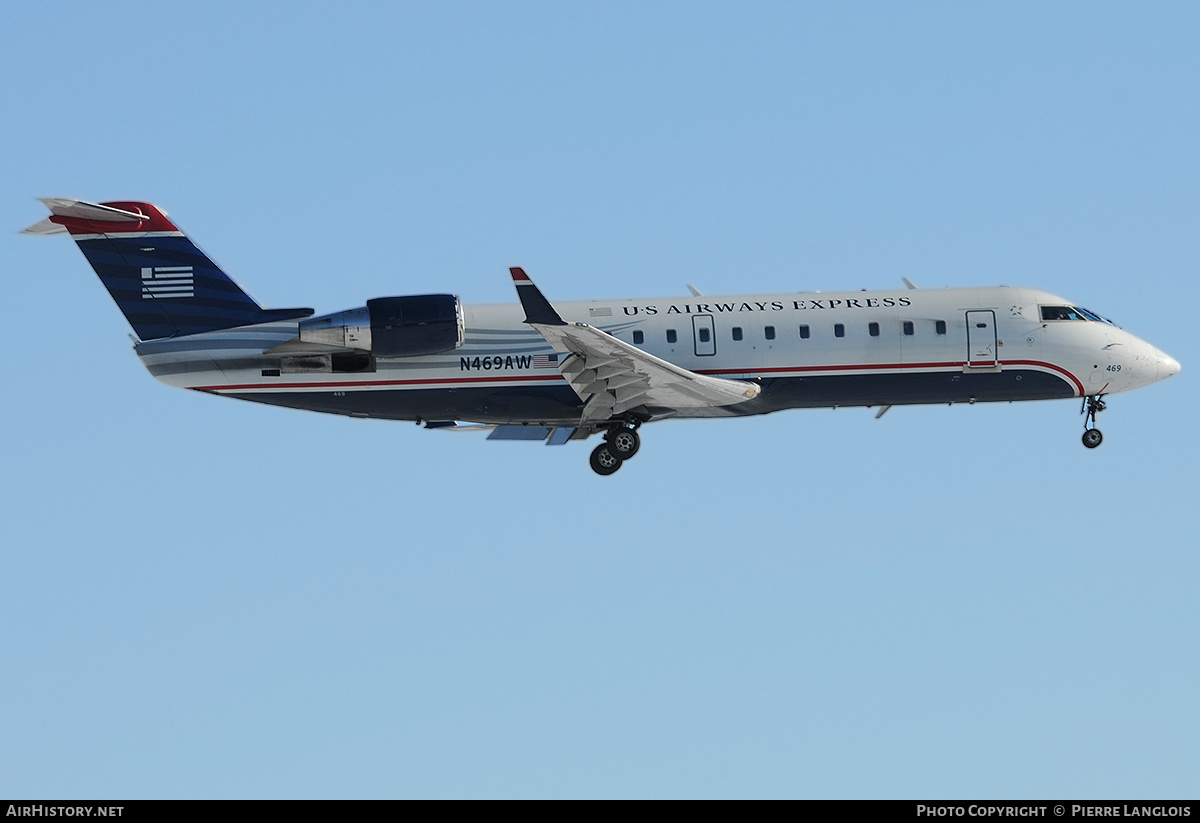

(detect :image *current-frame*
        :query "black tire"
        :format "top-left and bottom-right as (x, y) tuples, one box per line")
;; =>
(608, 428), (641, 460)
(590, 443), (623, 475)
(1082, 428), (1103, 449)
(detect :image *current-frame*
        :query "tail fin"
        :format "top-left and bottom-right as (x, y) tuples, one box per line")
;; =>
(25, 198), (311, 340)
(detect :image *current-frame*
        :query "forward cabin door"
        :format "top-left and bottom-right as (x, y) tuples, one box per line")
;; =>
(693, 314), (716, 356)
(966, 310), (998, 367)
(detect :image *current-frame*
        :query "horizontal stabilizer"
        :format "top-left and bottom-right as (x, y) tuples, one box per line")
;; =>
(22, 218), (66, 235)
(23, 197), (176, 235)
(23, 198), (149, 234)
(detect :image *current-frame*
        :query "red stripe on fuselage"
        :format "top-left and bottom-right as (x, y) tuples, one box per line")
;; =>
(199, 374), (566, 392)
(995, 360), (1085, 395)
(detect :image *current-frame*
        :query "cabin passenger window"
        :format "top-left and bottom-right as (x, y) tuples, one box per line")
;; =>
(667, 329), (677, 343)
(732, 327), (743, 341)
(834, 324), (845, 338)
(936, 320), (946, 335)
(869, 322), (880, 337)
(799, 325), (810, 339)
(633, 330), (644, 344)
(698, 328), (710, 343)
(765, 326), (775, 340)
(903, 321), (914, 336)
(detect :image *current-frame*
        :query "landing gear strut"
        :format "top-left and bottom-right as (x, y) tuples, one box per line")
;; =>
(588, 422), (642, 475)
(1082, 395), (1106, 449)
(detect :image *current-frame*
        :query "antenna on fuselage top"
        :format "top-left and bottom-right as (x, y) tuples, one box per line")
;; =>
(902, 278), (918, 290)
(687, 284), (704, 296)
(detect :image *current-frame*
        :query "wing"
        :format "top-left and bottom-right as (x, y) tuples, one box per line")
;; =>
(510, 268), (760, 425)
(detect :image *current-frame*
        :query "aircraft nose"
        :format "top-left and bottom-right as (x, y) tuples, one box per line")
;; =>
(1156, 350), (1181, 381)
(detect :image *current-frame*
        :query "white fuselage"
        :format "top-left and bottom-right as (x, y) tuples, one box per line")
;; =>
(133, 285), (1178, 426)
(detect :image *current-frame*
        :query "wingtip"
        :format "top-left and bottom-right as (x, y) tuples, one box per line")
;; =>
(509, 267), (566, 325)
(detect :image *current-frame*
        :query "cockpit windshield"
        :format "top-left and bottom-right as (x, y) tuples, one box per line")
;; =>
(1040, 305), (1115, 325)
(1074, 307), (1112, 324)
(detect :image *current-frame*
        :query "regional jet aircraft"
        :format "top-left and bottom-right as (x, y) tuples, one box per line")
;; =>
(26, 199), (1181, 474)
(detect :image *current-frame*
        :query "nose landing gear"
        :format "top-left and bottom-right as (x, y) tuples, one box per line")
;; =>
(588, 422), (643, 475)
(1081, 395), (1106, 449)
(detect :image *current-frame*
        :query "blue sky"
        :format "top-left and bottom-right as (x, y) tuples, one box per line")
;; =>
(2, 1), (1197, 798)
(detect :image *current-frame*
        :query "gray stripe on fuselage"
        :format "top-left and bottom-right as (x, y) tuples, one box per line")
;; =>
(137, 337), (293, 354)
(467, 328), (546, 337)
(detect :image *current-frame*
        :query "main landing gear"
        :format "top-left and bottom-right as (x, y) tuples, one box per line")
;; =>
(1082, 395), (1106, 449)
(588, 423), (642, 475)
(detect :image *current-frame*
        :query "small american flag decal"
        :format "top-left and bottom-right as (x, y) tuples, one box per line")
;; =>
(532, 353), (559, 369)
(142, 266), (194, 299)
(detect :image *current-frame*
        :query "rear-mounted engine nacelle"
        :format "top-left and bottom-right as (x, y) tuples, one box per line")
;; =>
(298, 294), (465, 357)
(297, 307), (371, 350)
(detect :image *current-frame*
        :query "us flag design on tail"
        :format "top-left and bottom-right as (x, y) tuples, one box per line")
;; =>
(141, 266), (195, 299)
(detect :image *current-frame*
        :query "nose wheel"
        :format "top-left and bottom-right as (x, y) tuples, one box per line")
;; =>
(1081, 395), (1106, 449)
